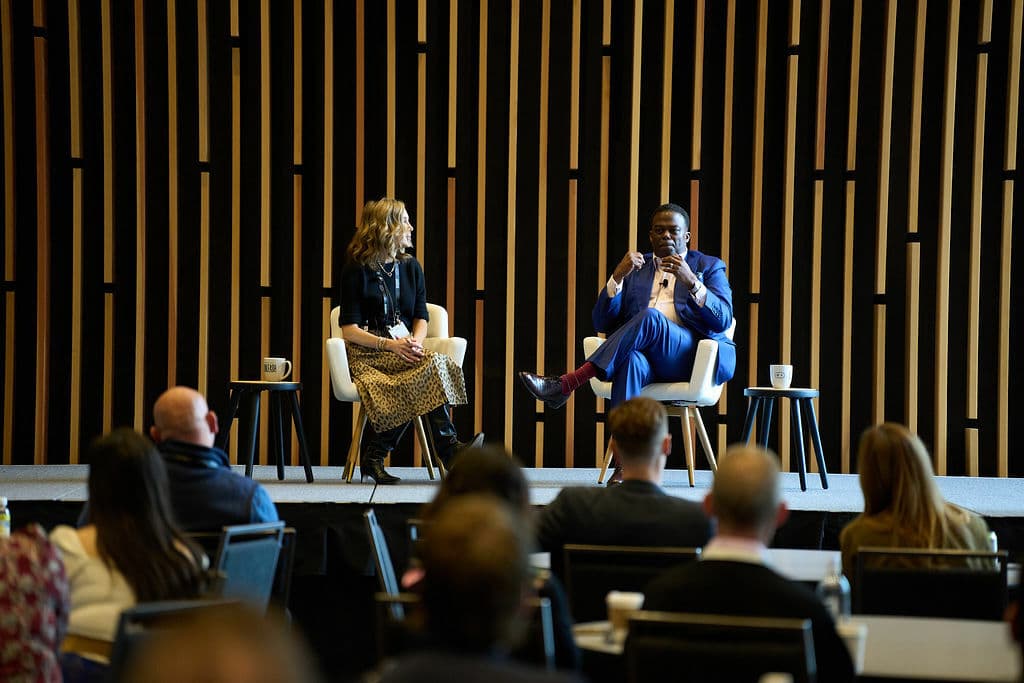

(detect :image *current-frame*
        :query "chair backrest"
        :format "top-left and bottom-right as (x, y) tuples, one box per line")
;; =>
(107, 599), (238, 680)
(329, 303), (449, 340)
(562, 544), (701, 623)
(853, 546), (1008, 620)
(365, 509), (403, 619)
(624, 611), (817, 683)
(214, 522), (285, 613)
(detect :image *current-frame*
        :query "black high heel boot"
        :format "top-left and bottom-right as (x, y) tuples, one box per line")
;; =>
(426, 405), (485, 468)
(360, 453), (401, 485)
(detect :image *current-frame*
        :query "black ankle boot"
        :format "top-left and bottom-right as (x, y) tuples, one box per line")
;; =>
(360, 453), (401, 485)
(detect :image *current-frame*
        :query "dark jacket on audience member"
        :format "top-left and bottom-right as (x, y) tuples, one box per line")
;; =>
(158, 440), (279, 531)
(644, 559), (856, 683)
(536, 480), (712, 577)
(379, 651), (584, 683)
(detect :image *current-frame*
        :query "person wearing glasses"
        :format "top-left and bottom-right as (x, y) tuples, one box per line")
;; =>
(519, 203), (734, 482)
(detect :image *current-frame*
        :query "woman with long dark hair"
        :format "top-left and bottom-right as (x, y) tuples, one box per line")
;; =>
(51, 428), (205, 675)
(338, 198), (482, 484)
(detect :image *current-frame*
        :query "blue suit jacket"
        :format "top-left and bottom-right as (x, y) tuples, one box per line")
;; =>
(591, 249), (735, 385)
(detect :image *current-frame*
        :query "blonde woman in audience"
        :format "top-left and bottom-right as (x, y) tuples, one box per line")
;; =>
(52, 428), (207, 682)
(840, 422), (991, 578)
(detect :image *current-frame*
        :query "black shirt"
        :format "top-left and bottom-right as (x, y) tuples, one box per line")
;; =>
(339, 257), (429, 334)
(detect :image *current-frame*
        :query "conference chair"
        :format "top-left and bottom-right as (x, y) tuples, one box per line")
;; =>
(107, 599), (239, 681)
(365, 508), (404, 620)
(213, 521), (285, 614)
(562, 544), (701, 623)
(584, 318), (737, 486)
(326, 303), (467, 482)
(624, 611), (817, 683)
(853, 546), (1009, 620)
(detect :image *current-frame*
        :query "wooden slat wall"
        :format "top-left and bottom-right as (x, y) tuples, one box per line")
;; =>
(0, 0), (1021, 479)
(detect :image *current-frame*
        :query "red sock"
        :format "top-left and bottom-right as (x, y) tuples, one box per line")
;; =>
(561, 362), (597, 394)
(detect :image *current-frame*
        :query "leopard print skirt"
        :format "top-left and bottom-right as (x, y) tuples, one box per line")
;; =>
(347, 342), (468, 433)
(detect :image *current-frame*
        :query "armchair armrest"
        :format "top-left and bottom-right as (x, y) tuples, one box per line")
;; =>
(423, 336), (467, 368)
(325, 337), (360, 402)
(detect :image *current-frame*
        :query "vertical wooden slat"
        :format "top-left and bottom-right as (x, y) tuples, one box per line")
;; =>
(934, 0), (960, 475)
(230, 0), (241, 461)
(474, 0), (487, 434)
(69, 0), (83, 462)
(906, 0), (927, 433)
(718, 0), (736, 458)
(291, 1), (303, 464)
(323, 0), (333, 287)
(33, 1), (50, 463)
(690, 0), (702, 176)
(998, 0), (1021, 476)
(355, 0), (364, 223)
(659, 0), (674, 199)
(748, 0), (768, 392)
(566, 0), (581, 466)
(809, 0), (829, 473)
(596, 0), (612, 464)
(627, 0), (642, 248)
(504, 0), (519, 453)
(777, 0), (800, 471)
(534, 0), (550, 467)
(841, 0), (862, 474)
(197, 0), (210, 395)
(444, 0), (456, 318)
(132, 0), (146, 432)
(167, 0), (179, 388)
(101, 0), (114, 433)
(966, 0), (992, 476)
(386, 0), (396, 196)
(260, 0), (270, 287)
(416, 0), (427, 272)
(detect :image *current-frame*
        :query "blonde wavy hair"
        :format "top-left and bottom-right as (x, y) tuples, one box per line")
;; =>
(346, 198), (412, 266)
(857, 423), (975, 549)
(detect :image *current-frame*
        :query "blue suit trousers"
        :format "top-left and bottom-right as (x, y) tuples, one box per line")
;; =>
(586, 308), (698, 407)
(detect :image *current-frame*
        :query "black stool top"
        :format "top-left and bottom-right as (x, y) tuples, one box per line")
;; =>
(744, 386), (819, 399)
(228, 380), (301, 391)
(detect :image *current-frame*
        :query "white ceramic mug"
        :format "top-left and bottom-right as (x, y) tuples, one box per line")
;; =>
(606, 590), (645, 635)
(262, 357), (292, 382)
(769, 364), (793, 389)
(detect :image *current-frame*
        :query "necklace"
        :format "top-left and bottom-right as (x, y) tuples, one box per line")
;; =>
(377, 260), (396, 277)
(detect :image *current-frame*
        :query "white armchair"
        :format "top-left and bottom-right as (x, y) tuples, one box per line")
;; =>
(326, 304), (467, 482)
(583, 318), (737, 486)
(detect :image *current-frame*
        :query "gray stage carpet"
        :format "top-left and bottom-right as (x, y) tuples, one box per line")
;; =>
(2, 464), (1022, 517)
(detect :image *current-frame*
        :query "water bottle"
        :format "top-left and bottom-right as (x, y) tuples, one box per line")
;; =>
(0, 496), (10, 538)
(816, 555), (850, 621)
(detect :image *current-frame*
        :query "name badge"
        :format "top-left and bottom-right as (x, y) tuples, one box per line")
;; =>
(387, 321), (411, 339)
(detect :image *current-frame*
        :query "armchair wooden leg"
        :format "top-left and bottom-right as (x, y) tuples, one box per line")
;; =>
(680, 411), (697, 487)
(597, 443), (614, 483)
(413, 417), (436, 481)
(344, 406), (366, 483)
(692, 407), (718, 472)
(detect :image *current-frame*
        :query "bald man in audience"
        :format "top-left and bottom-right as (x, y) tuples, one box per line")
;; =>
(535, 397), (712, 578)
(644, 445), (854, 682)
(149, 386), (279, 530)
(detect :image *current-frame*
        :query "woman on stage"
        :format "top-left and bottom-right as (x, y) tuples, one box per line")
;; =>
(338, 198), (482, 484)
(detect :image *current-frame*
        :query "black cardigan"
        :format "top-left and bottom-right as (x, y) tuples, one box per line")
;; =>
(338, 257), (429, 334)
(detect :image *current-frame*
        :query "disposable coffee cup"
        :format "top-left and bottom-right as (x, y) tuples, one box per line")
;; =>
(606, 591), (644, 636)
(769, 364), (793, 389)
(262, 357), (293, 382)
(836, 620), (868, 674)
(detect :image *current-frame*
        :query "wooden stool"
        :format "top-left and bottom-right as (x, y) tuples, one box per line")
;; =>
(218, 381), (315, 483)
(741, 387), (828, 491)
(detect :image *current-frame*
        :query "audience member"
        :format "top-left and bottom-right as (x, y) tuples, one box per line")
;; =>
(0, 524), (69, 683)
(840, 423), (991, 578)
(379, 495), (581, 682)
(416, 445), (580, 671)
(644, 445), (855, 683)
(536, 397), (711, 577)
(122, 603), (321, 683)
(52, 428), (207, 680)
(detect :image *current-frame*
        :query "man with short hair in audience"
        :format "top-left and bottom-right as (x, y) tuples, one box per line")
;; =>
(380, 495), (580, 682)
(644, 445), (854, 682)
(148, 386), (279, 530)
(535, 397), (712, 577)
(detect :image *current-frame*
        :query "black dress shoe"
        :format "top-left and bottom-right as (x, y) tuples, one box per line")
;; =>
(518, 372), (569, 409)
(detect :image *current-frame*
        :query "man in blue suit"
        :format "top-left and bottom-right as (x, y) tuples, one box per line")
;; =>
(520, 202), (735, 412)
